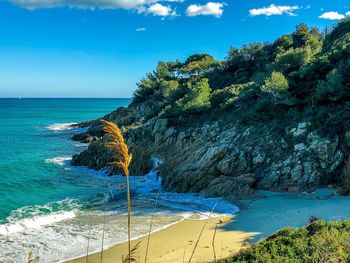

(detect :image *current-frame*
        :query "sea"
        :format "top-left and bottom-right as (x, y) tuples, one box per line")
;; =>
(0, 98), (239, 262)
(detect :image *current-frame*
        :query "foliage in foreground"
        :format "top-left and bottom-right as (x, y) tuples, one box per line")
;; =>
(223, 219), (350, 263)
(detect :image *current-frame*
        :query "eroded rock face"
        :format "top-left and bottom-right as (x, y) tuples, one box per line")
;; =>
(71, 103), (346, 200)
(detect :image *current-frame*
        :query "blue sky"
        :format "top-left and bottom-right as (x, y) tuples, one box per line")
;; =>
(0, 0), (349, 98)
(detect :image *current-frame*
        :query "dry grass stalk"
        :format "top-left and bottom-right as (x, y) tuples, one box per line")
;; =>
(100, 194), (109, 263)
(101, 120), (132, 263)
(122, 241), (141, 263)
(188, 204), (217, 263)
(182, 245), (187, 263)
(27, 251), (38, 263)
(144, 190), (160, 263)
(212, 224), (218, 263)
(86, 222), (92, 263)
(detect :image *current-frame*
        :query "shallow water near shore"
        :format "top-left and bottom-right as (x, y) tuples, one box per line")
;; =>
(0, 98), (239, 262)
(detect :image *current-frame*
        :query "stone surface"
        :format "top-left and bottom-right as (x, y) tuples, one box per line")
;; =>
(71, 101), (346, 200)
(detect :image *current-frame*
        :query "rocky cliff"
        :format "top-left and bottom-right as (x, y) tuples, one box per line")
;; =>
(71, 20), (350, 200)
(71, 102), (346, 201)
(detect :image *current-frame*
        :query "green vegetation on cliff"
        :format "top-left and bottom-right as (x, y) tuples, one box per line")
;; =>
(132, 19), (350, 135)
(223, 219), (350, 263)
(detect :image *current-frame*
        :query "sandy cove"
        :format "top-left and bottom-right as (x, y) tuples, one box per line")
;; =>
(66, 190), (350, 263)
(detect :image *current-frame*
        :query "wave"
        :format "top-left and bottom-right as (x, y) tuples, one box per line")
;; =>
(46, 122), (77, 131)
(0, 199), (81, 236)
(0, 211), (76, 236)
(0, 157), (239, 262)
(45, 156), (72, 166)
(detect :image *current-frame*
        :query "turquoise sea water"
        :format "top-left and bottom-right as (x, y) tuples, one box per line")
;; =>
(0, 98), (130, 222)
(0, 98), (239, 262)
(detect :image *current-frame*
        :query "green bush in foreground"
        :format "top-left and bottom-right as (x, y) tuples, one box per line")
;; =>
(223, 219), (350, 263)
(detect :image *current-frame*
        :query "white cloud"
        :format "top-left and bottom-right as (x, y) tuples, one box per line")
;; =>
(319, 11), (345, 20)
(186, 2), (225, 18)
(136, 27), (146, 32)
(10, 0), (182, 11)
(145, 3), (176, 17)
(346, 11), (350, 16)
(249, 4), (300, 17)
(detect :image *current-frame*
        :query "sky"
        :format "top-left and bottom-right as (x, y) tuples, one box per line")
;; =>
(0, 0), (349, 98)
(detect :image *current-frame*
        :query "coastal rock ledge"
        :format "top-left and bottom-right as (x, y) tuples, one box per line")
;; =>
(71, 103), (346, 200)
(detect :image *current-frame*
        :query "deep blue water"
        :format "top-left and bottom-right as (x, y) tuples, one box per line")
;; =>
(0, 98), (130, 222)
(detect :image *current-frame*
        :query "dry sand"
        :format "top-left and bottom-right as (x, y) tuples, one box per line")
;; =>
(67, 190), (350, 263)
(66, 215), (255, 263)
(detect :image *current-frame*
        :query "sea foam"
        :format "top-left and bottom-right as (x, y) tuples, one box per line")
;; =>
(0, 211), (76, 235)
(0, 158), (239, 262)
(45, 156), (72, 166)
(46, 122), (77, 131)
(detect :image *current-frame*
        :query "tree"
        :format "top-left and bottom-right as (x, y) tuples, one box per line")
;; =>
(316, 69), (344, 102)
(133, 75), (157, 103)
(292, 23), (310, 48)
(154, 61), (169, 79)
(176, 78), (212, 113)
(159, 80), (179, 100)
(271, 46), (314, 74)
(180, 54), (220, 79)
(261, 71), (289, 103)
(273, 35), (293, 56)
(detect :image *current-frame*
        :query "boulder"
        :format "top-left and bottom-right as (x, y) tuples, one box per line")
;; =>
(71, 133), (93, 143)
(153, 119), (168, 135)
(203, 174), (256, 200)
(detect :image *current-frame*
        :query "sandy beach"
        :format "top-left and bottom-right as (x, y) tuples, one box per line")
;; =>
(66, 190), (350, 263)
(66, 215), (254, 263)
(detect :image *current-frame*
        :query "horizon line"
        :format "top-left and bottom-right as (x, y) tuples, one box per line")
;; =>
(0, 97), (132, 99)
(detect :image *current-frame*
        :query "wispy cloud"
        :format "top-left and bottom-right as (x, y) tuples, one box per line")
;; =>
(186, 2), (225, 18)
(319, 11), (345, 20)
(249, 4), (300, 17)
(9, 0), (181, 12)
(136, 27), (146, 32)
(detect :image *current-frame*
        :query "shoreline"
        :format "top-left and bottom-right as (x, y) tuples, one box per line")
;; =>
(65, 215), (255, 263)
(66, 190), (350, 263)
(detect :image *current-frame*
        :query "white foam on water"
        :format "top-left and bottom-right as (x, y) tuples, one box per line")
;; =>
(0, 211), (76, 236)
(45, 156), (72, 166)
(0, 158), (239, 262)
(46, 123), (77, 131)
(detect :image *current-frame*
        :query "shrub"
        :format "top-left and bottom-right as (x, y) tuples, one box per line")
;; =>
(260, 71), (289, 103)
(223, 219), (350, 263)
(176, 78), (212, 113)
(315, 69), (344, 102)
(211, 83), (250, 109)
(270, 46), (314, 74)
(159, 80), (179, 100)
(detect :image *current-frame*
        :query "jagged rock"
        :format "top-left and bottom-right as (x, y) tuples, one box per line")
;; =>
(71, 102), (346, 200)
(291, 164), (303, 181)
(153, 119), (168, 135)
(345, 131), (350, 146)
(289, 122), (310, 137)
(253, 151), (265, 166)
(154, 133), (163, 145)
(294, 143), (307, 152)
(164, 127), (175, 141)
(203, 174), (255, 200)
(72, 133), (93, 143)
